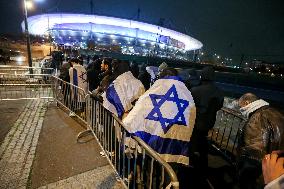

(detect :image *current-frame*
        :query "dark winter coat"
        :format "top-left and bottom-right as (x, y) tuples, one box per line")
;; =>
(238, 106), (284, 162)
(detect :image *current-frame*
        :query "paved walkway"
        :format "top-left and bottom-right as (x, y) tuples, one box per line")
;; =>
(0, 99), (47, 188)
(0, 99), (124, 189)
(37, 165), (122, 189)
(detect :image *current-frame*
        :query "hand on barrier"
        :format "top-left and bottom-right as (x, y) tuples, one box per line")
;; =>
(91, 90), (103, 102)
(262, 151), (284, 184)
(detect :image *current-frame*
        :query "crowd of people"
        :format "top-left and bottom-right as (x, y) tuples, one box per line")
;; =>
(58, 55), (284, 189)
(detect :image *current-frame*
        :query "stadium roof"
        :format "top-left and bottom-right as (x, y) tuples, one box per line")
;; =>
(22, 13), (203, 51)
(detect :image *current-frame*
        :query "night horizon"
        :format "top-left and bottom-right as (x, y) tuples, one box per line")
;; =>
(0, 0), (284, 62)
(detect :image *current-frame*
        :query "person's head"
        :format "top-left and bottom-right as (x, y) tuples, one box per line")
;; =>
(238, 93), (259, 108)
(70, 58), (79, 67)
(93, 59), (102, 71)
(92, 55), (100, 62)
(111, 59), (129, 79)
(78, 56), (84, 65)
(200, 66), (215, 81)
(101, 58), (112, 71)
(159, 67), (178, 79)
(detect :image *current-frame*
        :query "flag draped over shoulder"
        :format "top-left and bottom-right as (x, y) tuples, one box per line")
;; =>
(69, 64), (88, 101)
(102, 71), (145, 119)
(123, 76), (196, 165)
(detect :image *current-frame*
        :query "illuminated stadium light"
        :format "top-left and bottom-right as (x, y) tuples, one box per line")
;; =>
(22, 13), (203, 51)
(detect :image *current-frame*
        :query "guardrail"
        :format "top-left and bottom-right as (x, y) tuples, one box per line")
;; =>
(52, 76), (88, 124)
(2, 67), (246, 188)
(51, 76), (179, 188)
(0, 66), (54, 100)
(78, 94), (179, 189)
(0, 65), (54, 75)
(208, 107), (247, 164)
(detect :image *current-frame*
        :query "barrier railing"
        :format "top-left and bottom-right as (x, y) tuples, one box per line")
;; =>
(52, 76), (88, 124)
(208, 107), (247, 164)
(0, 66), (54, 100)
(0, 65), (54, 75)
(78, 94), (179, 189)
(50, 76), (179, 188)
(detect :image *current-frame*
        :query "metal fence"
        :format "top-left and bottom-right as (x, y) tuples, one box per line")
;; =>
(1, 66), (246, 188)
(52, 76), (88, 124)
(208, 107), (247, 164)
(0, 66), (54, 100)
(51, 76), (179, 189)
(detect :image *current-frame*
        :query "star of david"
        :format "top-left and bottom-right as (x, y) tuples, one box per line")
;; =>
(146, 84), (189, 133)
(79, 72), (87, 83)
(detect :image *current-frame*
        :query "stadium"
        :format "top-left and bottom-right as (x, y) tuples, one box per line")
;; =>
(22, 13), (203, 60)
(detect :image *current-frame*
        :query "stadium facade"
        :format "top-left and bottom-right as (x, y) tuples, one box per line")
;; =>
(22, 14), (203, 60)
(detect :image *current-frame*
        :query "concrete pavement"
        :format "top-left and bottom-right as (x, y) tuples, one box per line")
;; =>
(0, 99), (124, 189)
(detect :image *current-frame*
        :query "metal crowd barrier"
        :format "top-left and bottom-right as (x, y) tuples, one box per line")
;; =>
(208, 107), (247, 164)
(52, 76), (88, 124)
(0, 66), (54, 100)
(0, 65), (54, 75)
(78, 94), (179, 189)
(51, 76), (179, 189)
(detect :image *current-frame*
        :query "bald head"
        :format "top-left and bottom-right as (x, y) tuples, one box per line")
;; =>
(238, 93), (259, 108)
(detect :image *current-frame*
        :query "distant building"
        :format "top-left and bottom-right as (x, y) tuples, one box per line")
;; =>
(22, 14), (203, 60)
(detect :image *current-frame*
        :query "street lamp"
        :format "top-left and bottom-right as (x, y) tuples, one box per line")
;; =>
(23, 0), (33, 74)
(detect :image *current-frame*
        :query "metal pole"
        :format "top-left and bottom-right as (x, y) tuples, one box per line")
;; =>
(48, 16), (52, 55)
(23, 0), (33, 74)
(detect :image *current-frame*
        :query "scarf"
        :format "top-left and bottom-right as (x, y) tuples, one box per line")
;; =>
(240, 99), (269, 118)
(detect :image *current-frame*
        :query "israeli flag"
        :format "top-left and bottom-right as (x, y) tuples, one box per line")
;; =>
(102, 71), (145, 118)
(123, 76), (196, 165)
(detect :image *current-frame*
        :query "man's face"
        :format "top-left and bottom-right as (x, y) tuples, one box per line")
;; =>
(101, 60), (108, 71)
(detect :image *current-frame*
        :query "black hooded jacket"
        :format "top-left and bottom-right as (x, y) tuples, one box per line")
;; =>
(191, 67), (224, 134)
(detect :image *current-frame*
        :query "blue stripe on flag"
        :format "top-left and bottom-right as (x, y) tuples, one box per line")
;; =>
(134, 131), (189, 156)
(162, 76), (182, 81)
(106, 84), (124, 118)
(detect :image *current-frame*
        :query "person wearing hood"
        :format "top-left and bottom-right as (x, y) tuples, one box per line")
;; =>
(101, 59), (145, 119)
(87, 58), (101, 92)
(237, 93), (284, 189)
(69, 58), (88, 93)
(189, 66), (224, 175)
(68, 58), (88, 116)
(129, 61), (140, 79)
(138, 64), (151, 90)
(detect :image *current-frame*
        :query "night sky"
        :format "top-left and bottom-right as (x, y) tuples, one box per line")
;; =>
(0, 0), (284, 62)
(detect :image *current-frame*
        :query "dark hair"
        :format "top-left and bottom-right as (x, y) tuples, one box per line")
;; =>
(111, 59), (129, 79)
(159, 67), (178, 78)
(200, 66), (215, 81)
(102, 58), (112, 67)
(70, 58), (79, 64)
(92, 55), (100, 61)
(93, 59), (102, 70)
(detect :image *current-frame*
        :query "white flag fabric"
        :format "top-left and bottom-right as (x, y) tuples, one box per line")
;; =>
(102, 71), (145, 118)
(123, 76), (196, 165)
(69, 64), (88, 102)
(69, 64), (88, 93)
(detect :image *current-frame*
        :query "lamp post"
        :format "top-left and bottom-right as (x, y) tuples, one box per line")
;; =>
(23, 0), (33, 74)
